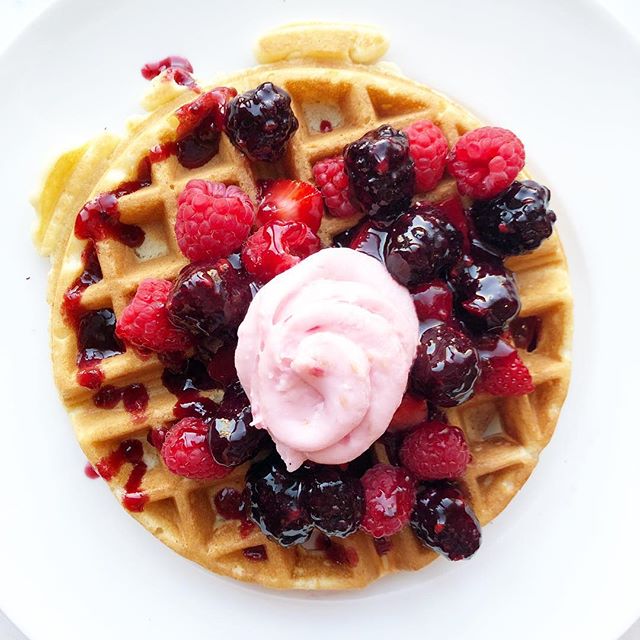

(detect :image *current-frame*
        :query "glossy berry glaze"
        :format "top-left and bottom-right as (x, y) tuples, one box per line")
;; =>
(373, 536), (392, 556)
(93, 383), (149, 419)
(511, 315), (541, 352)
(315, 533), (359, 567)
(214, 487), (256, 538)
(75, 193), (145, 247)
(243, 545), (268, 561)
(174, 87), (237, 168)
(61, 242), (117, 389)
(63, 158), (157, 388)
(96, 439), (149, 512)
(161, 357), (219, 422)
(75, 309), (125, 389)
(141, 55), (198, 90)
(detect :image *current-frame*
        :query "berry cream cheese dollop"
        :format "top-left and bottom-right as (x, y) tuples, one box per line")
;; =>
(235, 247), (420, 470)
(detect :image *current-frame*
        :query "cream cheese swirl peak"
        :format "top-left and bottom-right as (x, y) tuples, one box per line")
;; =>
(235, 247), (419, 470)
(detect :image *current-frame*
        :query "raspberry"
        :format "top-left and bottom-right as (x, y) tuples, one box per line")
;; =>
(400, 422), (470, 480)
(360, 464), (416, 538)
(344, 125), (415, 219)
(161, 417), (232, 480)
(384, 203), (462, 286)
(303, 467), (364, 538)
(245, 456), (313, 547)
(256, 179), (324, 232)
(410, 280), (453, 323)
(241, 220), (321, 283)
(449, 259), (521, 335)
(388, 393), (428, 432)
(411, 324), (480, 407)
(471, 180), (556, 256)
(410, 482), (481, 560)
(224, 82), (299, 162)
(207, 382), (268, 466)
(405, 120), (448, 192)
(175, 180), (254, 262)
(116, 279), (192, 353)
(167, 260), (253, 339)
(447, 126), (525, 200)
(477, 348), (534, 396)
(311, 156), (361, 218)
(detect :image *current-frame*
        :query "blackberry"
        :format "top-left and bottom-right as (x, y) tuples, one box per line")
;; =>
(303, 467), (364, 538)
(471, 180), (556, 256)
(410, 483), (481, 560)
(224, 82), (298, 162)
(450, 259), (521, 335)
(245, 456), (313, 547)
(167, 259), (253, 339)
(344, 125), (415, 219)
(411, 323), (480, 407)
(384, 203), (462, 286)
(207, 382), (268, 466)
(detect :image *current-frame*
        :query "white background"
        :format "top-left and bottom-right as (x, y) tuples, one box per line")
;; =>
(0, 1), (638, 638)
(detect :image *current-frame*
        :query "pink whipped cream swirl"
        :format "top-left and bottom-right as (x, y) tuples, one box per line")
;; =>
(235, 247), (419, 470)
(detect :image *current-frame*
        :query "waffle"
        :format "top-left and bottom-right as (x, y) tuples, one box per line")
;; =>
(33, 23), (572, 589)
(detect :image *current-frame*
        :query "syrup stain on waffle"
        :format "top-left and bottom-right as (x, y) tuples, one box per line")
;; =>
(33, 23), (572, 589)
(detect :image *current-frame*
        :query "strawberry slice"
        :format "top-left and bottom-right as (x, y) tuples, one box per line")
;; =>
(476, 349), (534, 396)
(388, 393), (428, 431)
(256, 179), (324, 233)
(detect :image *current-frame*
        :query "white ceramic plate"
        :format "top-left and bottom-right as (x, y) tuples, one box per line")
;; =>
(1, 0), (639, 638)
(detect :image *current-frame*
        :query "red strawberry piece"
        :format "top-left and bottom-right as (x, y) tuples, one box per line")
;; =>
(241, 220), (321, 283)
(256, 179), (324, 233)
(477, 347), (534, 396)
(388, 393), (428, 432)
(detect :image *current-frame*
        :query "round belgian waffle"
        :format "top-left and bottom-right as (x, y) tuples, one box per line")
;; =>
(33, 23), (572, 589)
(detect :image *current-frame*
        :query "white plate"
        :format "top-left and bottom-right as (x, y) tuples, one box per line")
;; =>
(1, 0), (639, 638)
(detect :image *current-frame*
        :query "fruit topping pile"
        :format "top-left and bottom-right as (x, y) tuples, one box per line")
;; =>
(67, 62), (558, 565)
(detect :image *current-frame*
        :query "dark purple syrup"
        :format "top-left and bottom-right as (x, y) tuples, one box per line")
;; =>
(511, 316), (542, 352)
